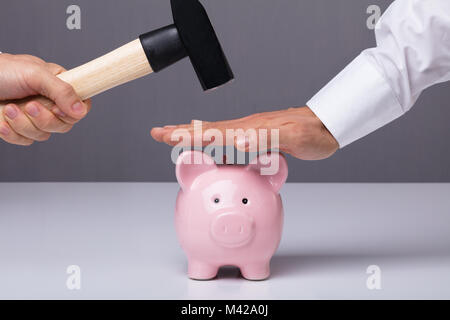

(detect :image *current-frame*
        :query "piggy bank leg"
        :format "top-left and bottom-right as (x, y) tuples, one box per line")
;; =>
(240, 261), (271, 281)
(188, 260), (219, 280)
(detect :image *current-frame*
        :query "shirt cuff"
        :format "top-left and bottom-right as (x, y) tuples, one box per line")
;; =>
(307, 52), (404, 148)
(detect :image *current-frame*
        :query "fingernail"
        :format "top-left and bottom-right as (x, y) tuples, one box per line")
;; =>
(26, 103), (40, 118)
(164, 125), (176, 128)
(0, 123), (10, 136)
(71, 102), (84, 114)
(5, 105), (18, 119)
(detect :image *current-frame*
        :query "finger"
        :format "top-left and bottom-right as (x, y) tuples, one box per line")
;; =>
(24, 101), (73, 133)
(150, 127), (165, 142)
(50, 98), (91, 125)
(154, 117), (283, 153)
(46, 62), (66, 75)
(46, 63), (92, 123)
(0, 121), (34, 146)
(151, 111), (267, 143)
(3, 104), (51, 141)
(151, 122), (195, 143)
(156, 120), (246, 147)
(25, 66), (87, 119)
(151, 123), (187, 142)
(152, 122), (216, 145)
(83, 98), (92, 113)
(162, 121), (212, 146)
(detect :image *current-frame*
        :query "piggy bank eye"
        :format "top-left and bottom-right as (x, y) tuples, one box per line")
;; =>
(242, 198), (249, 205)
(214, 198), (220, 204)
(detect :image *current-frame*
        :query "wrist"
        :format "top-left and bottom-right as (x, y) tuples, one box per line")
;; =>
(305, 106), (339, 146)
(290, 106), (339, 160)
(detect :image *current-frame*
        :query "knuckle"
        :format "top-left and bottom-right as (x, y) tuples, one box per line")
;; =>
(22, 54), (45, 64)
(16, 54), (32, 61)
(0, 53), (12, 63)
(19, 54), (33, 59)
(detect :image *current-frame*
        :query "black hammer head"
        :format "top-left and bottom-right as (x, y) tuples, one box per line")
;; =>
(139, 0), (234, 91)
(171, 0), (234, 91)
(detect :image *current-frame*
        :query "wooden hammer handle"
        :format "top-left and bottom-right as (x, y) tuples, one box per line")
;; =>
(0, 39), (153, 112)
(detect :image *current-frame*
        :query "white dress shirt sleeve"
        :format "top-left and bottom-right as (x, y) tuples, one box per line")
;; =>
(307, 0), (450, 148)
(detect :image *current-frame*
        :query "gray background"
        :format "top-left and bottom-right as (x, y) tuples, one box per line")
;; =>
(0, 0), (449, 182)
(1, 183), (450, 299)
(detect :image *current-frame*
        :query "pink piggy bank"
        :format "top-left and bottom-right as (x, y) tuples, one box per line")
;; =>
(175, 150), (288, 280)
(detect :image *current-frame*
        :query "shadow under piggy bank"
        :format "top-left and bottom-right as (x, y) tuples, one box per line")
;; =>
(270, 246), (450, 279)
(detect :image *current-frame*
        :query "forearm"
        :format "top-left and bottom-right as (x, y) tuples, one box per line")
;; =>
(308, 0), (450, 148)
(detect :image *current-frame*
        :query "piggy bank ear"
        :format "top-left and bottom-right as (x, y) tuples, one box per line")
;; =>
(247, 152), (288, 193)
(176, 151), (217, 190)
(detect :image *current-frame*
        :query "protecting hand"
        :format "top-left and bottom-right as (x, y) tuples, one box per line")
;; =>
(151, 106), (338, 160)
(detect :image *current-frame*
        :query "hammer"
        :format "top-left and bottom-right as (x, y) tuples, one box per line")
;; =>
(0, 0), (234, 113)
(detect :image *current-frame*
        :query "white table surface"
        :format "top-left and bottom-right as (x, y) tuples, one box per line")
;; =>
(0, 182), (449, 300)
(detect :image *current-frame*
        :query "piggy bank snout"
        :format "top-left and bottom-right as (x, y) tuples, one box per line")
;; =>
(210, 213), (254, 248)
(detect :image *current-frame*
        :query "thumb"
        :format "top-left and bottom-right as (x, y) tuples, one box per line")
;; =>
(25, 64), (87, 119)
